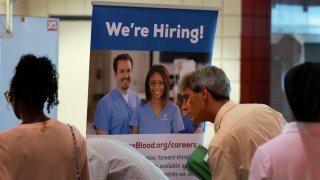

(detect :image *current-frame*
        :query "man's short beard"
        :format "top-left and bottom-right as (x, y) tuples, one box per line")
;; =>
(121, 85), (129, 90)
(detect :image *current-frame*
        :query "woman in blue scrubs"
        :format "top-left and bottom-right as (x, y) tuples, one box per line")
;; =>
(130, 65), (184, 134)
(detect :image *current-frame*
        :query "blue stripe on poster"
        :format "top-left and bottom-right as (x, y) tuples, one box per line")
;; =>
(91, 5), (218, 52)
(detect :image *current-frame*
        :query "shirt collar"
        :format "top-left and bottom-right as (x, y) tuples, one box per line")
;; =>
(283, 121), (320, 135)
(214, 100), (237, 132)
(113, 89), (130, 99)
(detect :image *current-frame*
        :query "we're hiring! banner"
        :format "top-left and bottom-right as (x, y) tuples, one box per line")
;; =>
(91, 2), (218, 52)
(90, 2), (218, 179)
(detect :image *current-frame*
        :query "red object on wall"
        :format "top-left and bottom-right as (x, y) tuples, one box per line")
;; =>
(47, 20), (58, 31)
(240, 0), (271, 104)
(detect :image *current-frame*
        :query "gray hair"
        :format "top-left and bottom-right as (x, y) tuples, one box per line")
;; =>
(179, 66), (231, 100)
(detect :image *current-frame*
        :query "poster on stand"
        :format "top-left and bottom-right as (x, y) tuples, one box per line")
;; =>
(88, 1), (218, 179)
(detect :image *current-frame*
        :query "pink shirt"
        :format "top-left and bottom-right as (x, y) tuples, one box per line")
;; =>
(209, 101), (286, 180)
(0, 120), (89, 180)
(249, 122), (320, 180)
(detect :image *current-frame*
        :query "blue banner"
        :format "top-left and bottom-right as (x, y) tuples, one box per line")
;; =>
(91, 5), (218, 52)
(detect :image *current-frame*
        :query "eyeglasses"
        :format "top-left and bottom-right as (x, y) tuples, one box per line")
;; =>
(182, 94), (189, 102)
(4, 91), (13, 103)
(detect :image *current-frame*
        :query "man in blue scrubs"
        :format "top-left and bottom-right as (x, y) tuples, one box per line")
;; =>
(94, 54), (140, 135)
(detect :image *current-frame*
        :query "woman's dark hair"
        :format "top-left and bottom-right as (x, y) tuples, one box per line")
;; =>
(10, 54), (59, 113)
(144, 64), (170, 107)
(284, 62), (320, 122)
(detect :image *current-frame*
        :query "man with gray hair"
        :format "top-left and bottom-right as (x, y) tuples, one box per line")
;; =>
(179, 66), (286, 180)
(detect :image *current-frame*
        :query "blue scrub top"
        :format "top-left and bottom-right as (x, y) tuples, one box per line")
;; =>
(179, 114), (205, 133)
(130, 101), (185, 134)
(93, 89), (140, 134)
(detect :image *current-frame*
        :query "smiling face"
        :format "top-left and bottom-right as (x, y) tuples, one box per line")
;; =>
(181, 88), (207, 123)
(149, 72), (165, 100)
(114, 59), (132, 94)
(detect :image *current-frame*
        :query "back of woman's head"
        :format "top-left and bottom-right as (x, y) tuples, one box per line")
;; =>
(284, 62), (320, 122)
(10, 54), (59, 113)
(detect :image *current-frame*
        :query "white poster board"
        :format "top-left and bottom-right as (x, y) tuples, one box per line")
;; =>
(88, 134), (204, 179)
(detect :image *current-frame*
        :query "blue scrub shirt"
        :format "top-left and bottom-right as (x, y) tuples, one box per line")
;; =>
(179, 114), (205, 133)
(94, 89), (140, 134)
(130, 101), (184, 134)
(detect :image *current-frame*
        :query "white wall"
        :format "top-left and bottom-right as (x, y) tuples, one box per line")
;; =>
(58, 20), (91, 135)
(1, 0), (242, 146)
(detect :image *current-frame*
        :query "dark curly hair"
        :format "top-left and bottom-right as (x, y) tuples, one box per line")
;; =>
(9, 54), (59, 113)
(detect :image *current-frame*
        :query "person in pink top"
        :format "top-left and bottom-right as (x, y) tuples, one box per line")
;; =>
(250, 62), (320, 180)
(0, 54), (89, 180)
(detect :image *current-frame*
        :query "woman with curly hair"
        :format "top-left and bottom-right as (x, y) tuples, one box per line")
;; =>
(0, 54), (89, 180)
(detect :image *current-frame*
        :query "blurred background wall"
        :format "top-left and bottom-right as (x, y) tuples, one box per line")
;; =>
(1, 0), (319, 146)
